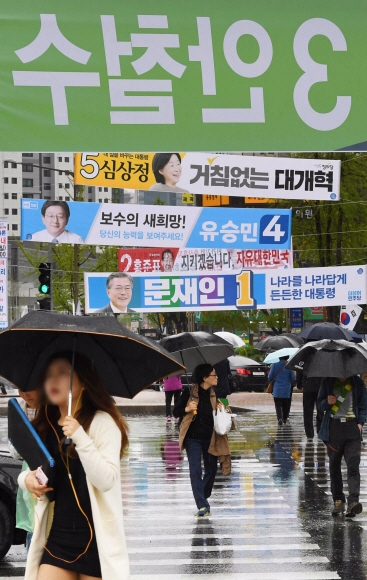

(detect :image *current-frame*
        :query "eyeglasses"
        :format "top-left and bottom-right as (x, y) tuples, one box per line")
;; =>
(208, 373), (217, 377)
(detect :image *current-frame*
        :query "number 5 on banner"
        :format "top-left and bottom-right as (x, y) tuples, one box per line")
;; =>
(236, 271), (255, 309)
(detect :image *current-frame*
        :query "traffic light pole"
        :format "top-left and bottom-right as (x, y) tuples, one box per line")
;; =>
(73, 244), (79, 315)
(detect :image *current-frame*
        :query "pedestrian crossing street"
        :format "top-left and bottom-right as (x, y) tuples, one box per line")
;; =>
(2, 410), (362, 579)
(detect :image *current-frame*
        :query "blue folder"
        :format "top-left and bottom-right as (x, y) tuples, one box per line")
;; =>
(8, 398), (55, 488)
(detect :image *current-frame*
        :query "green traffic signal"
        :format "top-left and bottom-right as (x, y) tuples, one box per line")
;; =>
(38, 262), (51, 296)
(39, 283), (50, 294)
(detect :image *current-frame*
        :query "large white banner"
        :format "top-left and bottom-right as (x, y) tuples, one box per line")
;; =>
(84, 265), (366, 314)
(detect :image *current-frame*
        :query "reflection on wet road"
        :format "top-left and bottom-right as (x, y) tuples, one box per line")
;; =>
(1, 410), (367, 578)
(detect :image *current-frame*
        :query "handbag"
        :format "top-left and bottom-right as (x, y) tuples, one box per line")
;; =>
(213, 406), (233, 435)
(266, 366), (283, 394)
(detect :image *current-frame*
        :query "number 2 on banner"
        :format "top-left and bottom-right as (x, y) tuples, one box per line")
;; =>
(236, 271), (254, 308)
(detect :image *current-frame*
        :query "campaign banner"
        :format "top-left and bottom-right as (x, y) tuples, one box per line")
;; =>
(0, 222), (8, 329)
(84, 265), (367, 314)
(2, 3), (367, 152)
(75, 153), (340, 201)
(21, 199), (292, 250)
(118, 248), (292, 274)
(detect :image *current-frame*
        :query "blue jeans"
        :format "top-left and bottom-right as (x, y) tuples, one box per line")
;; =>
(185, 438), (218, 510)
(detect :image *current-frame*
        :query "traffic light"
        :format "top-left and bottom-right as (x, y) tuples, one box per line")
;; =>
(38, 262), (51, 295)
(37, 297), (51, 310)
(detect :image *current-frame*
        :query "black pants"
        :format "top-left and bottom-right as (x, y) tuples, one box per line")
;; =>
(328, 419), (361, 504)
(165, 390), (181, 417)
(185, 438), (218, 510)
(274, 397), (291, 422)
(303, 391), (324, 438)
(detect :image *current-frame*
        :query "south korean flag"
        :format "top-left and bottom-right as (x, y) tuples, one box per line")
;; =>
(340, 304), (363, 330)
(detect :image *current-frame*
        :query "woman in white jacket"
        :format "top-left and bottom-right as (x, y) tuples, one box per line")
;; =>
(18, 351), (130, 580)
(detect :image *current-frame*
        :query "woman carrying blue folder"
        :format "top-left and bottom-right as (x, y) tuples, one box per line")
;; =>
(18, 352), (130, 580)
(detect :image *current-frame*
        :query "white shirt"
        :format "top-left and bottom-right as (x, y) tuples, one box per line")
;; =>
(30, 229), (84, 244)
(110, 301), (128, 314)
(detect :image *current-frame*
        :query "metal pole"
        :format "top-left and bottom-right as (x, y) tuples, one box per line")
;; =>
(48, 243), (53, 312)
(73, 244), (79, 313)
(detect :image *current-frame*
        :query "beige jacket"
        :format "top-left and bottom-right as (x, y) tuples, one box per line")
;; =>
(18, 411), (130, 580)
(179, 384), (233, 475)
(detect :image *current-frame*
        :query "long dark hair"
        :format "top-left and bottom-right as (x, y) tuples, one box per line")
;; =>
(32, 352), (129, 457)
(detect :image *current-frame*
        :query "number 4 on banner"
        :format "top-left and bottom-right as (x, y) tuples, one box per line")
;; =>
(262, 215), (285, 242)
(236, 271), (255, 309)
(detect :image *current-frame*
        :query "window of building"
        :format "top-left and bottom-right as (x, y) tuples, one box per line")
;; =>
(11, 178), (17, 184)
(4, 193), (8, 199)
(12, 224), (18, 231)
(23, 193), (33, 198)
(65, 196), (70, 201)
(58, 196), (63, 201)
(64, 157), (70, 163)
(22, 179), (33, 187)
(11, 163), (17, 169)
(58, 157), (62, 162)
(43, 196), (51, 200)
(59, 183), (62, 188)
(44, 170), (51, 177)
(23, 164), (33, 172)
(98, 187), (102, 192)
(104, 198), (109, 202)
(4, 209), (8, 215)
(44, 184), (51, 190)
(43, 156), (51, 164)
(3, 161), (8, 168)
(65, 183), (70, 189)
(4, 178), (8, 184)
(59, 171), (63, 176)
(22, 153), (33, 157)
(12, 209), (17, 215)
(88, 187), (92, 193)
(104, 188), (108, 192)
(98, 198), (102, 203)
(11, 193), (17, 199)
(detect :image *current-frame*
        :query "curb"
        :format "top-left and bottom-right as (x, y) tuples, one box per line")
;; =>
(0, 405), (252, 417)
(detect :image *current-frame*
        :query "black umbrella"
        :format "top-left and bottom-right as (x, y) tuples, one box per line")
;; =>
(298, 322), (361, 342)
(286, 339), (367, 378)
(256, 333), (303, 352)
(0, 311), (184, 398)
(159, 331), (234, 371)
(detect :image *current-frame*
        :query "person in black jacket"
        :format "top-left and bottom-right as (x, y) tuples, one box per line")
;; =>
(213, 359), (231, 399)
(297, 371), (324, 441)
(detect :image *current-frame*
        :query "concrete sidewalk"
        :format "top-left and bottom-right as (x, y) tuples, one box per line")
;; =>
(0, 390), (304, 416)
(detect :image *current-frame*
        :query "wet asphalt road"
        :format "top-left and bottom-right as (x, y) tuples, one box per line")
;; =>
(0, 409), (367, 579)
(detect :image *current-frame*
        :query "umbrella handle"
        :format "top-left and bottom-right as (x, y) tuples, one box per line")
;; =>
(64, 336), (76, 448)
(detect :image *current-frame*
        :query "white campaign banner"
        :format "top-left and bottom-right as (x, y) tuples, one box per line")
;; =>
(177, 153), (340, 201)
(84, 265), (366, 314)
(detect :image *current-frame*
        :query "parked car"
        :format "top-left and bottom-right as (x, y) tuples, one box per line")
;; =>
(0, 451), (26, 559)
(229, 355), (269, 392)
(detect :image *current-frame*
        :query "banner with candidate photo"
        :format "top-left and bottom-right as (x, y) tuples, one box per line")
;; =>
(21, 199), (292, 250)
(0, 222), (8, 329)
(118, 248), (293, 274)
(75, 153), (340, 201)
(84, 265), (367, 314)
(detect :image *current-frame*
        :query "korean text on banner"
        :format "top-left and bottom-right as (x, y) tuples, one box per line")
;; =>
(84, 265), (367, 314)
(118, 248), (293, 274)
(21, 199), (292, 250)
(0, 222), (8, 328)
(75, 153), (340, 201)
(1, 2), (367, 152)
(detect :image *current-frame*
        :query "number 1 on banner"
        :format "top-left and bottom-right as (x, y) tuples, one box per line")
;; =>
(236, 271), (255, 308)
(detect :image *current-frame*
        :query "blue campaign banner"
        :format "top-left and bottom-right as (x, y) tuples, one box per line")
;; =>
(84, 266), (367, 314)
(21, 199), (292, 250)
